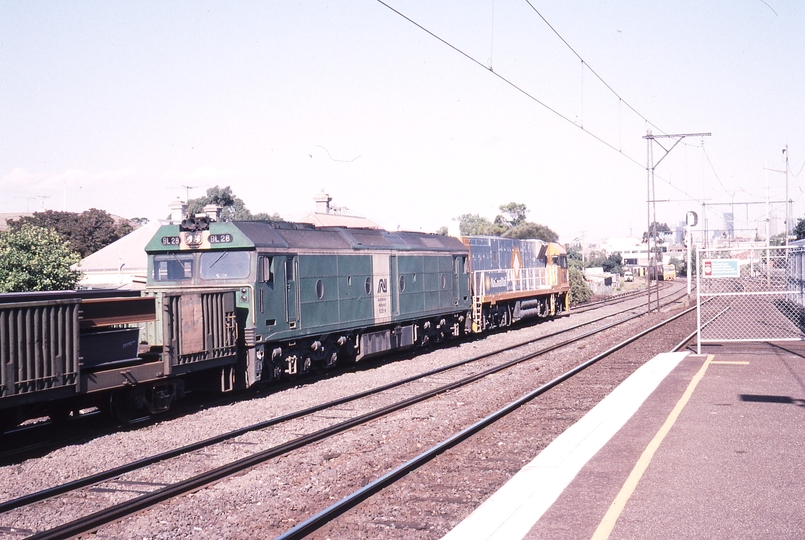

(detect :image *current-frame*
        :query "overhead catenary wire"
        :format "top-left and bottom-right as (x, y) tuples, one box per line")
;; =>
(375, 0), (703, 207)
(521, 0), (668, 137)
(702, 144), (732, 198)
(375, 0), (645, 168)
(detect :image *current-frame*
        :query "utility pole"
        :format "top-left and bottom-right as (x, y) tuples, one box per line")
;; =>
(785, 145), (789, 243)
(644, 130), (711, 313)
(764, 149), (790, 244)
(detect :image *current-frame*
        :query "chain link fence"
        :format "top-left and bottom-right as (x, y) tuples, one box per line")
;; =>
(696, 245), (805, 352)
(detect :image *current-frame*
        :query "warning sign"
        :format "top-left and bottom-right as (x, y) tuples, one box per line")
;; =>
(703, 259), (740, 278)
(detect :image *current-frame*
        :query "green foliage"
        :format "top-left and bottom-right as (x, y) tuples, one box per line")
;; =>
(0, 225), (81, 292)
(641, 222), (672, 244)
(602, 253), (622, 274)
(583, 252), (622, 274)
(794, 217), (805, 240)
(497, 202), (528, 228)
(458, 202), (558, 242)
(677, 253), (697, 277)
(8, 209), (132, 258)
(566, 248), (584, 269)
(186, 185), (281, 222)
(457, 213), (506, 236)
(569, 267), (593, 305)
(502, 222), (559, 242)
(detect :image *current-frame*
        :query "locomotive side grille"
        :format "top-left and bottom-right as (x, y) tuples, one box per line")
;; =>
(202, 292), (238, 356)
(0, 301), (79, 397)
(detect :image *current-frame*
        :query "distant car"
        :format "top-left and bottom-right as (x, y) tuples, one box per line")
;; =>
(624, 269), (634, 282)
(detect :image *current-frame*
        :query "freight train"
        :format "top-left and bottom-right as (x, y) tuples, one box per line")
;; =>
(0, 218), (568, 431)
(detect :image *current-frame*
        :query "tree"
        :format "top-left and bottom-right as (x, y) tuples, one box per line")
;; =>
(502, 222), (559, 242)
(0, 225), (82, 292)
(186, 185), (280, 222)
(601, 253), (623, 275)
(641, 222), (672, 244)
(497, 202), (528, 228)
(794, 217), (805, 240)
(568, 267), (593, 305)
(8, 209), (132, 258)
(566, 248), (584, 270)
(457, 213), (506, 236)
(457, 202), (558, 242)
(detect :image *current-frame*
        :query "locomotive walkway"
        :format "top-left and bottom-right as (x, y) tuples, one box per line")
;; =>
(444, 341), (805, 539)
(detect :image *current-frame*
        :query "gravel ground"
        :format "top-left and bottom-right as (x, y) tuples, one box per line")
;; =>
(0, 283), (693, 539)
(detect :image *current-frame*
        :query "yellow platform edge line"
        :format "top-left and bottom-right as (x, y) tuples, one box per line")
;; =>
(590, 354), (714, 540)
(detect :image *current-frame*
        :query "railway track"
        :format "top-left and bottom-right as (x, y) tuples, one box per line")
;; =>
(0, 282), (691, 539)
(570, 279), (673, 313)
(279, 302), (696, 539)
(0, 279), (676, 464)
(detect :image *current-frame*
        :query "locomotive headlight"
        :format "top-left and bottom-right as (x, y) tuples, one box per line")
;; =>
(240, 288), (248, 303)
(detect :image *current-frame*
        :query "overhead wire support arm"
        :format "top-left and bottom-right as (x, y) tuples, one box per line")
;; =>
(644, 131), (711, 313)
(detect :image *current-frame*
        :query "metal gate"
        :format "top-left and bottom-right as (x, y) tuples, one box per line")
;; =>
(696, 245), (805, 352)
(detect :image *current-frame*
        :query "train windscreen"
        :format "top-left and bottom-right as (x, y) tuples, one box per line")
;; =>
(200, 251), (251, 280)
(153, 253), (194, 282)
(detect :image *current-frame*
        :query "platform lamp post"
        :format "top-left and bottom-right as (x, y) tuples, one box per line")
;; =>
(644, 130), (711, 313)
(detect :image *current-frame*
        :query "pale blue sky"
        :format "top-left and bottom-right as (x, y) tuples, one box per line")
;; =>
(1, 1), (803, 242)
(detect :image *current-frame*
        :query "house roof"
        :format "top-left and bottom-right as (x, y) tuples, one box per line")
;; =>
(0, 213), (34, 232)
(73, 221), (161, 273)
(296, 212), (381, 229)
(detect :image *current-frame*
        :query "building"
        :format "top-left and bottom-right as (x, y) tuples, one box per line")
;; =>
(72, 221), (160, 290)
(296, 191), (381, 229)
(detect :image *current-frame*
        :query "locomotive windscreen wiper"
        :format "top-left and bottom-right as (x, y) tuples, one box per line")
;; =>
(208, 250), (229, 269)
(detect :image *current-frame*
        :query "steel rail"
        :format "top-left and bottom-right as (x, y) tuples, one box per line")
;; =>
(1, 283), (682, 514)
(23, 292), (693, 539)
(276, 305), (697, 540)
(572, 280), (673, 312)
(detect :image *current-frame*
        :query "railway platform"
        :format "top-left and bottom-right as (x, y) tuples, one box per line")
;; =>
(444, 341), (805, 539)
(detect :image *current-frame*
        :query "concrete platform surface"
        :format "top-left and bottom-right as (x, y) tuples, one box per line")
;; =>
(445, 341), (805, 540)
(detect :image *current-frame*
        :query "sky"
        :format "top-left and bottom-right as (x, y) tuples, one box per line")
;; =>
(1, 1), (803, 244)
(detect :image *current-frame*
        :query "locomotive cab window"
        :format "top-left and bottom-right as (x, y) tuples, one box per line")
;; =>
(259, 256), (274, 283)
(200, 251), (251, 280)
(285, 258), (295, 280)
(153, 253), (194, 282)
